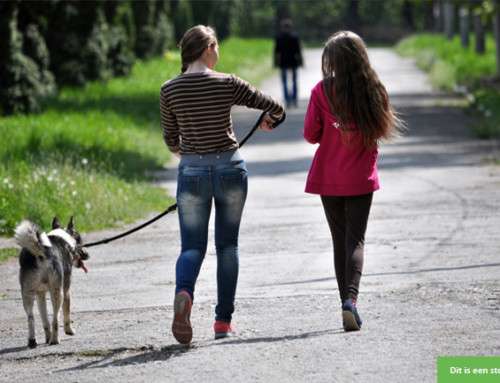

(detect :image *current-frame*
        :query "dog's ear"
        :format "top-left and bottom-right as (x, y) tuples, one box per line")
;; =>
(67, 216), (74, 231)
(52, 217), (62, 229)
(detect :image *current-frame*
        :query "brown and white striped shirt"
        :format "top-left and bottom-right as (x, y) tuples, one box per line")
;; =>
(160, 71), (284, 154)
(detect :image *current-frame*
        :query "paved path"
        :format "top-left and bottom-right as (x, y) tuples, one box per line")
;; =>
(1, 48), (499, 383)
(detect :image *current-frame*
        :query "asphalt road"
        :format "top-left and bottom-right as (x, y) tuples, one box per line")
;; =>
(1, 48), (499, 383)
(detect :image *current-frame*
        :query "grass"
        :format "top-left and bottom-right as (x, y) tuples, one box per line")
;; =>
(468, 89), (500, 138)
(396, 33), (500, 138)
(216, 37), (276, 84)
(0, 38), (276, 239)
(0, 248), (18, 264)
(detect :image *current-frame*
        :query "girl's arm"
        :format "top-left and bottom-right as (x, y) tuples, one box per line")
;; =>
(232, 75), (285, 116)
(160, 87), (181, 154)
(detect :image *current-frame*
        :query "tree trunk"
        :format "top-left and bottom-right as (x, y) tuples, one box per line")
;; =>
(459, 6), (470, 47)
(444, 1), (455, 40)
(345, 0), (360, 31)
(434, 1), (444, 32)
(401, 0), (414, 31)
(494, 0), (500, 75)
(424, 2), (435, 31)
(474, 12), (485, 55)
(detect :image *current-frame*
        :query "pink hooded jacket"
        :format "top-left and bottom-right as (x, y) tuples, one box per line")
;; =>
(303, 80), (380, 196)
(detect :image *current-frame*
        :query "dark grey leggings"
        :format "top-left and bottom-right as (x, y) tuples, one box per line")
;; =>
(320, 193), (373, 304)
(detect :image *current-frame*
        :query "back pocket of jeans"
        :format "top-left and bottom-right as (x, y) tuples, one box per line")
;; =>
(178, 176), (200, 202)
(221, 173), (246, 199)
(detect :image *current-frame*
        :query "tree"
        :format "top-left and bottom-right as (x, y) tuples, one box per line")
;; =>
(459, 5), (470, 47)
(473, 5), (486, 54)
(444, 0), (455, 40)
(494, 0), (500, 74)
(170, 0), (194, 43)
(44, 1), (111, 85)
(401, 0), (415, 30)
(345, 0), (361, 30)
(0, 1), (55, 115)
(132, 0), (173, 59)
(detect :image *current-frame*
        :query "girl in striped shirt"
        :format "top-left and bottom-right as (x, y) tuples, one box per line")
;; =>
(161, 25), (284, 344)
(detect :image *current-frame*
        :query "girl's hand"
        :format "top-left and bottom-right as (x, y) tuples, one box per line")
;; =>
(258, 120), (273, 131)
(259, 113), (283, 131)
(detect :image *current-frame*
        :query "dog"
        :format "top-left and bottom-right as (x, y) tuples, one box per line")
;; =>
(15, 217), (89, 348)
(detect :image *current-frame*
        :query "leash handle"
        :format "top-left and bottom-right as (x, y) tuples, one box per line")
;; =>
(269, 111), (286, 129)
(238, 111), (286, 147)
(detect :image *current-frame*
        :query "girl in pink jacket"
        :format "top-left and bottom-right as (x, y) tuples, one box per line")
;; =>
(303, 31), (403, 331)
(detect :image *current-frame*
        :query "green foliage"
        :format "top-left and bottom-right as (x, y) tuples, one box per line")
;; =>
(216, 38), (275, 84)
(396, 33), (500, 138)
(0, 248), (18, 264)
(45, 1), (143, 86)
(231, 0), (432, 44)
(0, 159), (168, 237)
(0, 37), (274, 237)
(0, 2), (56, 115)
(397, 33), (497, 90)
(132, 0), (174, 59)
(232, 1), (276, 39)
(288, 0), (347, 43)
(0, 53), (181, 236)
(0, 1), (174, 117)
(469, 90), (500, 138)
(170, 0), (194, 43)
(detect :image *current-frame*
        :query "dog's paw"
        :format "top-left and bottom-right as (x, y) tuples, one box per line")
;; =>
(48, 337), (60, 345)
(28, 339), (37, 349)
(64, 326), (75, 336)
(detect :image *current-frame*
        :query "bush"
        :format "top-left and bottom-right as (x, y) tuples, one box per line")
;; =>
(0, 3), (55, 115)
(132, 0), (174, 59)
(396, 33), (498, 90)
(396, 33), (500, 138)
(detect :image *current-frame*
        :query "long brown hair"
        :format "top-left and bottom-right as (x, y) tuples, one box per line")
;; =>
(322, 31), (403, 148)
(179, 25), (217, 73)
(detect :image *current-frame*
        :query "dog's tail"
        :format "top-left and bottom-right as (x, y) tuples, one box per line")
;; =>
(15, 220), (52, 259)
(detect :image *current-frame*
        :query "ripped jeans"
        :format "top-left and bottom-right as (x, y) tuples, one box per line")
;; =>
(175, 151), (247, 323)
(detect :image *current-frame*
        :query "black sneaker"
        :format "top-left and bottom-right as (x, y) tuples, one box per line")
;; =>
(342, 299), (362, 331)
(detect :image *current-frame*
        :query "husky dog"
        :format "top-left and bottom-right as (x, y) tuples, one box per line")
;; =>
(15, 217), (89, 348)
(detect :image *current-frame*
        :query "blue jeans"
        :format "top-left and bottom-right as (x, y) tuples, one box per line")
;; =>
(175, 154), (248, 323)
(281, 67), (297, 106)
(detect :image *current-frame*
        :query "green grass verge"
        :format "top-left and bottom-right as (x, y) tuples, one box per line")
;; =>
(468, 89), (500, 138)
(0, 38), (275, 237)
(0, 248), (18, 264)
(396, 33), (500, 138)
(396, 33), (497, 90)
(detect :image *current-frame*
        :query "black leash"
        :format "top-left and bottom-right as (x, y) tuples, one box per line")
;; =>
(79, 111), (286, 248)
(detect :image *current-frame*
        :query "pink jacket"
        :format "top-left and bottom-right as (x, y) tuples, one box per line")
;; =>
(303, 80), (380, 196)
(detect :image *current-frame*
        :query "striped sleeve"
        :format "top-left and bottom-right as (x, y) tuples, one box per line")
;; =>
(231, 75), (284, 116)
(160, 83), (180, 153)
(160, 72), (284, 155)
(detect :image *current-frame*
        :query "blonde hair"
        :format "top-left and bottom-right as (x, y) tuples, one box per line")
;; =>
(322, 31), (404, 148)
(179, 25), (217, 73)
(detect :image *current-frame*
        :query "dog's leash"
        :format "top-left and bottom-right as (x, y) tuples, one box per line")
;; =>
(79, 111), (286, 248)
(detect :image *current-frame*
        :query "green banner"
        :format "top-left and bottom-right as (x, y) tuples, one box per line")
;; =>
(438, 357), (500, 382)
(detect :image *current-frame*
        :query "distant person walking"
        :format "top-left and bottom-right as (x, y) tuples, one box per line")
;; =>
(160, 25), (284, 344)
(303, 31), (404, 331)
(274, 18), (303, 108)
